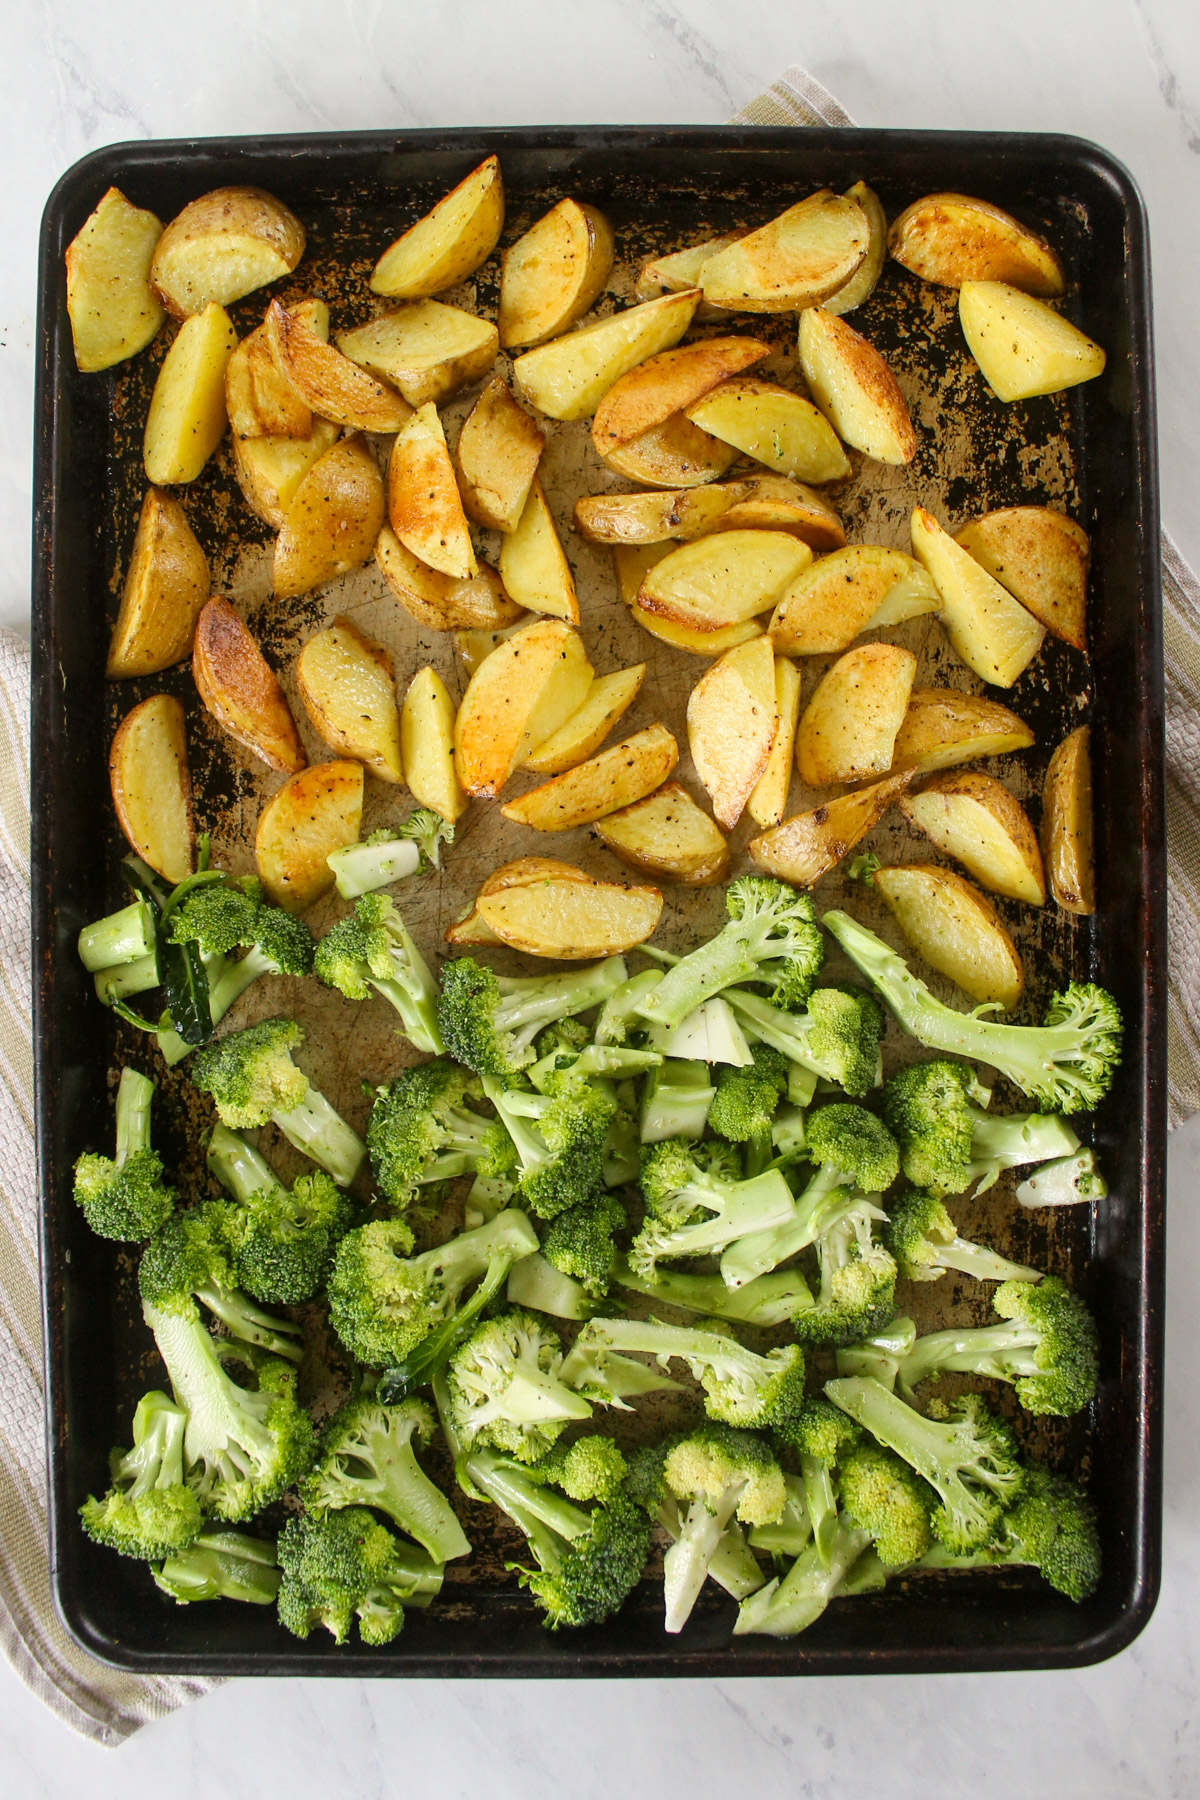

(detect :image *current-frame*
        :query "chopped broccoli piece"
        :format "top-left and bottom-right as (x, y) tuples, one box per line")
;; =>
(807, 1103), (900, 1192)
(327, 813), (454, 899)
(884, 1188), (1042, 1285)
(571, 1316), (806, 1429)
(919, 1461), (1101, 1602)
(835, 1315), (919, 1390)
(772, 1396), (862, 1565)
(595, 968), (664, 1046)
(78, 898), (156, 972)
(658, 1424), (785, 1632)
(628, 1438), (768, 1601)
(612, 1256), (815, 1328)
(437, 955), (626, 1081)
(277, 1508), (443, 1645)
(94, 952), (160, 1006)
(881, 1060), (1081, 1194)
(708, 1044), (790, 1174)
(1017, 1150), (1108, 1208)
(484, 1076), (615, 1221)
(539, 1191), (627, 1297)
(726, 984), (884, 1100)
(528, 1040), (662, 1095)
(506, 1250), (598, 1322)
(139, 1203), (305, 1363)
(314, 895), (442, 1055)
(646, 996), (756, 1067)
(206, 1123), (355, 1304)
(891, 1274), (1099, 1416)
(190, 1018), (365, 1187)
(746, 1473), (814, 1558)
(633, 878), (824, 1033)
(631, 1138), (796, 1280)
(639, 1058), (715, 1143)
(446, 1308), (593, 1462)
(153, 1530), (281, 1605)
(366, 1060), (516, 1211)
(525, 1434), (630, 1505)
(72, 1067), (175, 1241)
(733, 1515), (874, 1637)
(302, 1396), (471, 1563)
(80, 1391), (203, 1561)
(837, 1440), (935, 1568)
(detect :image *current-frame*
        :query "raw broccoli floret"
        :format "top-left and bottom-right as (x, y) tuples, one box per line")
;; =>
(539, 1192), (627, 1297)
(807, 1103), (901, 1193)
(484, 1076), (616, 1220)
(72, 1067), (175, 1241)
(884, 1188), (1042, 1285)
(707, 1044), (790, 1173)
(327, 812), (455, 899)
(437, 955), (627, 1082)
(446, 1308), (593, 1463)
(772, 1397), (862, 1565)
(837, 1440), (935, 1568)
(80, 1391), (203, 1560)
(920, 1462), (1101, 1602)
(881, 1060), (1082, 1194)
(726, 984), (885, 1100)
(524, 1433), (629, 1504)
(570, 1316), (806, 1429)
(277, 1508), (443, 1645)
(658, 1424), (785, 1632)
(628, 1437), (768, 1602)
(152, 1530), (281, 1605)
(629, 1138), (796, 1280)
(890, 1275), (1099, 1416)
(301, 1397), (471, 1563)
(314, 894), (442, 1055)
(613, 1256), (816, 1328)
(190, 1018), (365, 1187)
(139, 1202), (306, 1363)
(366, 1060), (516, 1211)
(206, 1123), (355, 1304)
(733, 1515), (874, 1637)
(1017, 1150), (1109, 1207)
(639, 1058), (715, 1143)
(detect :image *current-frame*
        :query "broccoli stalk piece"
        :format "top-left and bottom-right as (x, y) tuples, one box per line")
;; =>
(772, 1397), (862, 1565)
(366, 1060), (516, 1211)
(277, 1508), (443, 1645)
(190, 1018), (365, 1187)
(639, 1058), (715, 1143)
(602, 1084), (641, 1187)
(837, 1440), (935, 1568)
(314, 894), (442, 1055)
(437, 955), (628, 1082)
(822, 910), (1123, 1114)
(94, 953), (160, 1006)
(483, 1076), (616, 1220)
(72, 1067), (175, 1241)
(919, 1462), (1101, 1602)
(139, 1202), (306, 1363)
(630, 1138), (797, 1281)
(746, 1473), (814, 1558)
(612, 1256), (816, 1328)
(528, 1041), (662, 1094)
(881, 1059), (1082, 1194)
(446, 1308), (593, 1463)
(302, 1397), (471, 1563)
(153, 1530), (281, 1605)
(885, 1189), (1042, 1285)
(733, 1516), (874, 1637)
(569, 1316), (806, 1428)
(1017, 1150), (1108, 1207)
(725, 985), (885, 1100)
(506, 1251), (599, 1322)
(889, 1275), (1100, 1416)
(634, 878), (824, 1030)
(707, 1044), (790, 1175)
(595, 968), (664, 1045)
(327, 811), (455, 899)
(646, 996), (756, 1067)
(657, 1425), (786, 1633)
(206, 1124), (355, 1304)
(80, 1391), (204, 1560)
(835, 1315), (919, 1390)
(78, 897), (156, 972)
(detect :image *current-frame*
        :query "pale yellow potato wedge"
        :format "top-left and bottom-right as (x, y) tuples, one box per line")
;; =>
(107, 488), (209, 678)
(911, 505), (1045, 686)
(66, 186), (165, 373)
(576, 484), (744, 546)
(226, 321), (312, 440)
(823, 182), (887, 315)
(798, 307), (916, 465)
(265, 301), (411, 432)
(770, 546), (927, 655)
(499, 198), (614, 349)
(629, 598), (764, 657)
(337, 300), (498, 408)
(861, 564), (941, 631)
(888, 193), (1064, 295)
(959, 282), (1105, 402)
(376, 525), (522, 631)
(613, 544), (671, 607)
(498, 477), (578, 622)
(900, 771), (1045, 905)
(874, 865), (1025, 1009)
(446, 857), (590, 946)
(150, 187), (304, 317)
(522, 666), (646, 773)
(593, 781), (730, 886)
(194, 598), (306, 774)
(637, 530), (813, 632)
(400, 665), (468, 823)
(387, 404), (477, 580)
(955, 507), (1089, 652)
(685, 378), (851, 483)
(454, 618), (594, 797)
(796, 642), (917, 785)
(109, 695), (195, 884)
(477, 872), (663, 959)
(232, 419), (340, 529)
(453, 622), (530, 677)
(371, 155), (504, 298)
(255, 761), (364, 912)
(512, 289), (701, 422)
(714, 476), (846, 548)
(1041, 725), (1095, 915)
(747, 655), (802, 829)
(592, 337), (770, 457)
(891, 689), (1036, 776)
(502, 723), (678, 831)
(297, 617), (402, 782)
(749, 771), (914, 887)
(599, 412), (740, 487)
(701, 189), (869, 312)
(635, 234), (745, 303)
(687, 636), (778, 829)
(456, 378), (545, 532)
(275, 436), (386, 598)
(143, 302), (237, 485)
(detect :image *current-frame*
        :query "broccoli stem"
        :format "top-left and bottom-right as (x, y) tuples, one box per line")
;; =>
(153, 1531), (281, 1605)
(733, 1519), (872, 1636)
(634, 903), (802, 1032)
(664, 1486), (744, 1632)
(718, 1165), (847, 1289)
(835, 1317), (918, 1390)
(495, 959), (629, 1049)
(145, 1300), (280, 1476)
(724, 990), (826, 1077)
(639, 1060), (714, 1143)
(612, 1258), (815, 1328)
(967, 1110), (1080, 1189)
(195, 1283), (304, 1363)
(462, 1447), (591, 1555)
(647, 1168), (798, 1268)
(894, 1323), (1044, 1397)
(595, 968), (665, 1045)
(529, 1044), (662, 1092)
(270, 1089), (365, 1188)
(208, 945), (279, 1023)
(1017, 1150), (1108, 1207)
(206, 1122), (284, 1208)
(78, 899), (156, 972)
(95, 953), (159, 1005)
(507, 1252), (596, 1322)
(327, 837), (420, 900)
(933, 1237), (1042, 1284)
(653, 1508), (764, 1601)
(379, 1249), (523, 1401)
(800, 1456), (839, 1565)
(114, 1067), (155, 1167)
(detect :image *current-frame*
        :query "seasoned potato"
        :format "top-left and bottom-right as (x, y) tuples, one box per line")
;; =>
(900, 772), (1046, 905)
(888, 193), (1064, 295)
(576, 484), (744, 546)
(637, 531), (813, 633)
(749, 771), (914, 887)
(747, 655), (802, 829)
(599, 412), (740, 487)
(687, 636), (778, 829)
(265, 301), (411, 432)
(635, 233), (745, 303)
(296, 617), (402, 782)
(714, 476), (845, 548)
(476, 869), (663, 959)
(1041, 725), (1095, 914)
(446, 857), (589, 946)
(232, 420), (341, 529)
(370, 155), (504, 298)
(499, 198), (614, 349)
(109, 695), (195, 884)
(387, 404), (477, 580)
(911, 506), (1045, 687)
(512, 289), (700, 422)
(874, 865), (1025, 1010)
(824, 182), (887, 315)
(593, 781), (730, 886)
(592, 337), (770, 456)
(337, 301), (498, 408)
(700, 189), (869, 312)
(523, 665), (646, 773)
(685, 378), (851, 483)
(255, 760), (364, 912)
(796, 643), (917, 785)
(275, 436), (385, 598)
(955, 507), (1089, 652)
(613, 544), (671, 607)
(629, 599), (764, 657)
(798, 308), (915, 465)
(107, 488), (209, 678)
(65, 186), (165, 373)
(770, 546), (931, 655)
(143, 302), (238, 485)
(891, 688), (1036, 776)
(862, 564), (942, 631)
(150, 187), (304, 317)
(454, 618), (594, 797)
(453, 621), (529, 677)
(958, 282), (1105, 402)
(401, 665), (468, 822)
(455, 378), (545, 532)
(502, 724), (678, 831)
(498, 477), (579, 622)
(226, 319), (313, 440)
(194, 598), (306, 774)
(376, 525), (522, 631)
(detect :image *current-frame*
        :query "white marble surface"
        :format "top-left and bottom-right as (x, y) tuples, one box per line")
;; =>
(2, 0), (1199, 1792)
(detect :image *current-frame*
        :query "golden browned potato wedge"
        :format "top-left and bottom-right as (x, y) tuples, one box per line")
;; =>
(1041, 725), (1095, 915)
(888, 193), (1064, 295)
(502, 723), (678, 831)
(637, 531), (813, 633)
(613, 544), (671, 607)
(577, 476), (843, 548)
(955, 507), (1089, 652)
(194, 598), (306, 774)
(862, 564), (942, 631)
(400, 665), (468, 823)
(512, 289), (701, 422)
(747, 655), (802, 829)
(635, 234), (745, 303)
(107, 488), (209, 678)
(265, 301), (411, 432)
(900, 771), (1046, 905)
(958, 282), (1105, 402)
(255, 760), (364, 912)
(770, 546), (932, 655)
(891, 689), (1035, 776)
(232, 420), (341, 529)
(687, 636), (778, 829)
(796, 643), (917, 786)
(275, 436), (386, 599)
(337, 301), (498, 408)
(226, 320), (313, 440)
(446, 856), (591, 946)
(874, 864), (1025, 1009)
(593, 781), (730, 886)
(499, 198), (614, 350)
(143, 302), (238, 485)
(65, 187), (165, 373)
(476, 868), (663, 959)
(714, 476), (845, 548)
(523, 666), (646, 774)
(150, 187), (305, 317)
(455, 378), (545, 532)
(823, 182), (887, 315)
(798, 308), (915, 465)
(599, 412), (740, 487)
(591, 337), (770, 457)
(630, 599), (764, 657)
(387, 404), (477, 580)
(685, 378), (851, 483)
(498, 477), (579, 622)
(453, 621), (529, 677)
(370, 155), (504, 299)
(749, 771), (914, 886)
(109, 695), (195, 883)
(911, 506), (1045, 686)
(700, 189), (869, 312)
(296, 617), (402, 782)
(376, 526), (521, 632)
(454, 617), (594, 797)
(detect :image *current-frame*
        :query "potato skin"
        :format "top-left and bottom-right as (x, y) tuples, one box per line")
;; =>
(274, 436), (386, 599)
(151, 186), (305, 317)
(193, 598), (306, 774)
(1042, 725), (1095, 915)
(891, 688), (1035, 776)
(749, 770), (913, 887)
(109, 695), (195, 885)
(107, 488), (210, 678)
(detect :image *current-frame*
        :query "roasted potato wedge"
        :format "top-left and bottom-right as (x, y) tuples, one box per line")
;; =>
(499, 198), (614, 350)
(591, 337), (770, 457)
(446, 856), (590, 946)
(265, 300), (411, 432)
(714, 476), (845, 547)
(700, 189), (869, 312)
(66, 186), (165, 373)
(453, 622), (529, 677)
(823, 182), (887, 315)
(576, 484), (745, 546)
(955, 507), (1089, 652)
(107, 488), (209, 678)
(900, 771), (1046, 905)
(637, 530), (813, 633)
(296, 617), (402, 782)
(874, 865), (1025, 1010)
(231, 420), (341, 530)
(891, 689), (1036, 776)
(958, 282), (1105, 402)
(143, 302), (238, 485)
(687, 636), (778, 829)
(770, 546), (931, 655)
(594, 781), (730, 886)
(911, 506), (1045, 686)
(194, 598), (306, 774)
(798, 307), (916, 465)
(401, 665), (468, 822)
(455, 378), (545, 532)
(685, 378), (851, 483)
(387, 404), (477, 580)
(370, 155), (504, 298)
(454, 618), (594, 797)
(629, 599), (764, 657)
(498, 477), (579, 622)
(747, 654), (802, 829)
(749, 771), (913, 887)
(599, 412), (740, 487)
(502, 723), (678, 831)
(512, 289), (700, 422)
(109, 695), (195, 884)
(635, 233), (745, 303)
(522, 665), (646, 774)
(337, 300), (498, 408)
(226, 318), (313, 440)
(476, 868), (663, 959)
(376, 526), (521, 632)
(888, 193), (1064, 295)
(613, 544), (671, 607)
(796, 643), (917, 785)
(275, 436), (386, 599)
(150, 187), (304, 317)
(1041, 725), (1095, 915)
(255, 760), (364, 912)
(862, 564), (942, 631)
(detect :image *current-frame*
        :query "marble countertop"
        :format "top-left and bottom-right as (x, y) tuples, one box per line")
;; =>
(2, 1), (1197, 1794)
